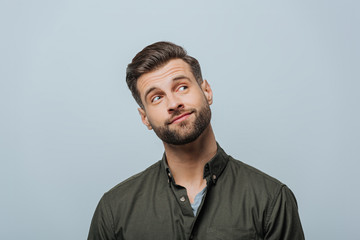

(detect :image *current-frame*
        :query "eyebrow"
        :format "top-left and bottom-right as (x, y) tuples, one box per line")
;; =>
(143, 75), (191, 101)
(144, 87), (158, 102)
(172, 75), (191, 82)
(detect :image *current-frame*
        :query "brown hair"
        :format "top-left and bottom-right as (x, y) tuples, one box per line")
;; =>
(126, 41), (203, 108)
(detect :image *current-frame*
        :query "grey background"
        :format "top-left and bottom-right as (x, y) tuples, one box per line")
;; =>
(1, 0), (359, 239)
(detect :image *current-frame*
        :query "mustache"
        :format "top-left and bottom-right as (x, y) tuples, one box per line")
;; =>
(165, 109), (196, 125)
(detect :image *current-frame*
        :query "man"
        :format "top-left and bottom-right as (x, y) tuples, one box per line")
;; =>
(88, 41), (305, 240)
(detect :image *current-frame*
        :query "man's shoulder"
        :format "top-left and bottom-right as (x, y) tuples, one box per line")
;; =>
(103, 160), (163, 201)
(226, 156), (285, 192)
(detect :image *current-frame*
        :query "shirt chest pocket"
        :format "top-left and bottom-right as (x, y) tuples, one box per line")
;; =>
(207, 227), (257, 240)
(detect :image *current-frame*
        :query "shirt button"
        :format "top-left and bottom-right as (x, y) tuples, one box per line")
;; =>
(180, 196), (186, 202)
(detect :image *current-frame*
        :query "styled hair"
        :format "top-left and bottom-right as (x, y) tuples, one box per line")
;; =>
(126, 41), (203, 108)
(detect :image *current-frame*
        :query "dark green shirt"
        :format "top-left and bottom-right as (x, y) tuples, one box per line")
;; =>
(88, 145), (304, 240)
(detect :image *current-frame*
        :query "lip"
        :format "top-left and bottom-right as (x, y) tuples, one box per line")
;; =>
(169, 112), (193, 124)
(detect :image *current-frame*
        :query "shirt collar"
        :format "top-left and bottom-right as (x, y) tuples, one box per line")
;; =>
(162, 142), (229, 185)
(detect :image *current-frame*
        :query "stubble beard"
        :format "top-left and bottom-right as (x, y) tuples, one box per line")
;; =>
(150, 102), (211, 145)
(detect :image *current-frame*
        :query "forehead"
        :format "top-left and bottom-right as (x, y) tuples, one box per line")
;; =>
(137, 59), (195, 94)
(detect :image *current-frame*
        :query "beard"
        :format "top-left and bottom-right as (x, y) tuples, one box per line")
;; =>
(149, 101), (211, 145)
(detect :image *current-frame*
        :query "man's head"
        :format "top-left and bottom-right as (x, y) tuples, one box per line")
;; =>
(126, 42), (213, 145)
(126, 41), (203, 109)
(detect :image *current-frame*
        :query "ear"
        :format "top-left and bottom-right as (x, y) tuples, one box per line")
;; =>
(138, 108), (153, 130)
(201, 80), (213, 105)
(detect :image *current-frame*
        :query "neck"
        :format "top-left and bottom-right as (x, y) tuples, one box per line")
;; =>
(163, 124), (217, 189)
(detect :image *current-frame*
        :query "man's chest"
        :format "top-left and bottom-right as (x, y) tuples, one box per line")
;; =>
(113, 186), (264, 240)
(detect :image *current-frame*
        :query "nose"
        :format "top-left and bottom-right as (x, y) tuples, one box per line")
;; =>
(167, 94), (184, 113)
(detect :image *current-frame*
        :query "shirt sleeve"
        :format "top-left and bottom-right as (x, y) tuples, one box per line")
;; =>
(264, 185), (305, 240)
(88, 194), (116, 240)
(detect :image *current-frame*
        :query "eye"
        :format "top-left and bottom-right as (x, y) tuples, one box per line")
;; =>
(151, 96), (161, 103)
(178, 85), (188, 92)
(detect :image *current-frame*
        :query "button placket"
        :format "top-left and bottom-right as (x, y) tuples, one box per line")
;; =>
(169, 184), (193, 216)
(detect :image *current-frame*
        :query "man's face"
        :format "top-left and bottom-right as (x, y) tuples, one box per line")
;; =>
(137, 59), (213, 145)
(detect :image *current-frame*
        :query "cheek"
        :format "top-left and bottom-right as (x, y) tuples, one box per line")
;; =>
(146, 110), (165, 125)
(190, 92), (208, 106)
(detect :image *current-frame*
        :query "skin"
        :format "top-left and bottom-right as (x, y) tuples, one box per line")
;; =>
(137, 59), (217, 203)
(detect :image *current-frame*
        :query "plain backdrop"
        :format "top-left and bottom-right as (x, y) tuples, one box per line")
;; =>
(1, 0), (359, 239)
